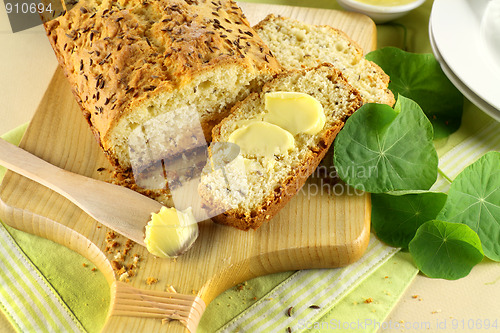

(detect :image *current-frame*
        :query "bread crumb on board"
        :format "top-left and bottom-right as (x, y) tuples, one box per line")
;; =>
(119, 271), (129, 282)
(166, 285), (177, 293)
(146, 277), (159, 285)
(104, 230), (141, 282)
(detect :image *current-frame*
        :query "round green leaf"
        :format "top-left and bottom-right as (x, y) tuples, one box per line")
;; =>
(333, 95), (438, 193)
(409, 220), (484, 280)
(372, 191), (448, 248)
(366, 47), (463, 139)
(437, 151), (500, 261)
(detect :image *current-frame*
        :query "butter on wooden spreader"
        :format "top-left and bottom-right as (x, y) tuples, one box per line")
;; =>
(144, 207), (199, 258)
(0, 138), (163, 247)
(0, 137), (207, 260)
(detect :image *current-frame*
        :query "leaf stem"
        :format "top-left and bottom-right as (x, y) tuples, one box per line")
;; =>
(438, 168), (453, 184)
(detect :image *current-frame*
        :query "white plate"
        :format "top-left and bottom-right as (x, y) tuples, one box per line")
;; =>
(429, 20), (500, 121)
(430, 0), (500, 116)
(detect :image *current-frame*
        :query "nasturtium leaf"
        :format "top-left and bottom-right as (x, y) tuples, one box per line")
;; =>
(365, 47), (463, 139)
(333, 95), (438, 193)
(437, 151), (500, 261)
(409, 220), (483, 280)
(372, 191), (448, 248)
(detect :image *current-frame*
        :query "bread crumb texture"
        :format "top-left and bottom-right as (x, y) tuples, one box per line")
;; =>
(199, 65), (362, 230)
(105, 231), (141, 282)
(146, 277), (159, 285)
(44, 0), (281, 171)
(254, 15), (394, 106)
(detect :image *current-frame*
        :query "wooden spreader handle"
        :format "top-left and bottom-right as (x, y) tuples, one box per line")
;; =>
(111, 282), (206, 332)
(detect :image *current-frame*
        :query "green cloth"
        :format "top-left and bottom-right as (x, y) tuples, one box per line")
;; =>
(199, 253), (418, 332)
(199, 238), (411, 332)
(0, 225), (85, 332)
(2, 227), (110, 332)
(307, 252), (417, 333)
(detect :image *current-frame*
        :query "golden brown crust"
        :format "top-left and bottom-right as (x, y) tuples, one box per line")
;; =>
(43, 0), (281, 168)
(200, 65), (363, 230)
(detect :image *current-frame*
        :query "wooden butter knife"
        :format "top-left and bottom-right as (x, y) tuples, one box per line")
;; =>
(0, 138), (163, 246)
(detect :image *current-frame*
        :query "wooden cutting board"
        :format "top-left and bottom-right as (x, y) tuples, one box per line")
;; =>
(0, 3), (375, 332)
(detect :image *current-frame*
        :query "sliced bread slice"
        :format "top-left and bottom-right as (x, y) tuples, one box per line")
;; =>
(199, 64), (363, 230)
(254, 14), (395, 106)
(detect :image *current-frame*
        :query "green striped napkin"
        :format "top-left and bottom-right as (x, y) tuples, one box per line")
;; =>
(0, 226), (85, 333)
(204, 237), (401, 333)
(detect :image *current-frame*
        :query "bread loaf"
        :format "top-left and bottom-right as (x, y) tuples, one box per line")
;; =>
(199, 64), (363, 230)
(44, 0), (282, 173)
(254, 15), (395, 106)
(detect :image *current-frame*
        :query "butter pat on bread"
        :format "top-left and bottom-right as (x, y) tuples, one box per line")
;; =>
(264, 92), (326, 135)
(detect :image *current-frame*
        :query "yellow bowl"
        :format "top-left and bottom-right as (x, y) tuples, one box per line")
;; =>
(336, 0), (426, 23)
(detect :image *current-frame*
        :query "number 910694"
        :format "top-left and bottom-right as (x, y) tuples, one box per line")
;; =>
(5, 2), (54, 15)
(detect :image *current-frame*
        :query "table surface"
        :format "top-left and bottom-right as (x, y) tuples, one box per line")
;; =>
(1, 1), (499, 332)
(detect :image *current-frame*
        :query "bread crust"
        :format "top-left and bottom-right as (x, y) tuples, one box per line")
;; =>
(43, 0), (281, 169)
(200, 65), (363, 230)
